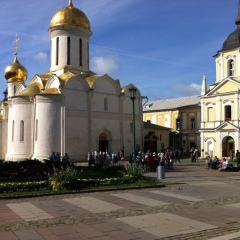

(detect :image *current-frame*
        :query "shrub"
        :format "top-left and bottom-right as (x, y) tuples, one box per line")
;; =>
(49, 165), (82, 191)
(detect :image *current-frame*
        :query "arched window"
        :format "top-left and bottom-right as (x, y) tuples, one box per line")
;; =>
(12, 120), (14, 141)
(130, 122), (133, 133)
(35, 119), (38, 141)
(228, 59), (234, 76)
(67, 37), (70, 65)
(87, 42), (89, 69)
(56, 37), (59, 65)
(79, 38), (82, 66)
(104, 98), (108, 111)
(20, 120), (24, 142)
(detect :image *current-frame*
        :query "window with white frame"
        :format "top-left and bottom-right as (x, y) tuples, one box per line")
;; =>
(225, 105), (231, 121)
(176, 118), (180, 130)
(190, 118), (195, 130)
(228, 59), (234, 76)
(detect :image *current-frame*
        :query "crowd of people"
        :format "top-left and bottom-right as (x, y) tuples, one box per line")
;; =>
(86, 147), (183, 170)
(87, 149), (124, 167)
(205, 150), (239, 171)
(129, 148), (182, 172)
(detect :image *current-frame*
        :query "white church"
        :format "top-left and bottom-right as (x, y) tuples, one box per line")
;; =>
(0, 0), (144, 161)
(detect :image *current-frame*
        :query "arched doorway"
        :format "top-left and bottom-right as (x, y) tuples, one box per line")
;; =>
(97, 128), (112, 153)
(206, 140), (214, 157)
(222, 136), (235, 157)
(98, 133), (108, 152)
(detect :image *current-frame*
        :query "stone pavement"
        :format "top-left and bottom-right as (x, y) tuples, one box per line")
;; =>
(1, 159), (240, 240)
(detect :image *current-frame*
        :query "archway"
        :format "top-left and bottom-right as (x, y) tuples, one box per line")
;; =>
(206, 140), (214, 157)
(222, 136), (235, 157)
(98, 133), (108, 152)
(97, 128), (112, 153)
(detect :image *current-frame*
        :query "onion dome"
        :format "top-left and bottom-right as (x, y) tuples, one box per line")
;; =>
(50, 0), (91, 30)
(221, 3), (240, 51)
(4, 56), (28, 83)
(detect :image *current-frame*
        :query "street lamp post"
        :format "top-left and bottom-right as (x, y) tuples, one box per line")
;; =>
(129, 87), (137, 172)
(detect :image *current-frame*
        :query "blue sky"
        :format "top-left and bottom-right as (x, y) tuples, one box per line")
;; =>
(0, 0), (239, 101)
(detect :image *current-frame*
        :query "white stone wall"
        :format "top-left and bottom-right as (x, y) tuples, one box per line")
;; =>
(6, 97), (34, 161)
(32, 95), (61, 160)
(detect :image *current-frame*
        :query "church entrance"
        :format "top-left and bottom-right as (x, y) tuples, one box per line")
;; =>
(222, 136), (235, 157)
(98, 133), (109, 152)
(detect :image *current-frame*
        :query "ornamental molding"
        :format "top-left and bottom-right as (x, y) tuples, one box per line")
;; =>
(223, 99), (234, 105)
(225, 55), (235, 60)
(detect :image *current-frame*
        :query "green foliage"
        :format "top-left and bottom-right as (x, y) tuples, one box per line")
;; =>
(0, 181), (49, 193)
(49, 165), (81, 191)
(0, 160), (145, 194)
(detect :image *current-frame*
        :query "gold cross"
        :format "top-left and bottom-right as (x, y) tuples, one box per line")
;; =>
(13, 34), (20, 56)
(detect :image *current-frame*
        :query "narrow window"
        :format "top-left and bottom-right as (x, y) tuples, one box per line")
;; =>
(225, 105), (231, 121)
(159, 134), (162, 141)
(87, 42), (89, 69)
(67, 37), (70, 65)
(12, 120), (14, 141)
(208, 107), (213, 121)
(56, 37), (59, 65)
(130, 123), (133, 133)
(176, 118), (180, 130)
(20, 120), (24, 142)
(190, 118), (195, 130)
(35, 119), (38, 141)
(79, 38), (82, 66)
(228, 59), (234, 76)
(104, 98), (108, 111)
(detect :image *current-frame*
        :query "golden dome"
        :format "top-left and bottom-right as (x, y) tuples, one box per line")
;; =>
(4, 56), (28, 83)
(50, 0), (91, 30)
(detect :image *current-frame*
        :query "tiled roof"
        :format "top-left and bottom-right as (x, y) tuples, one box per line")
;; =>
(143, 95), (200, 112)
(143, 121), (170, 130)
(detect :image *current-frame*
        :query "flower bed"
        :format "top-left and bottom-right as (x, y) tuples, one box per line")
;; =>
(0, 160), (143, 193)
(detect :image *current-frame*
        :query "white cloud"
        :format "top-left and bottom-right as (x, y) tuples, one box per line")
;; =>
(171, 83), (201, 96)
(34, 52), (48, 62)
(92, 56), (119, 75)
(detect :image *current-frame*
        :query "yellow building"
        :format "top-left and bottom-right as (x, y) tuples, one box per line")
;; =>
(143, 95), (201, 153)
(143, 121), (170, 153)
(200, 5), (240, 158)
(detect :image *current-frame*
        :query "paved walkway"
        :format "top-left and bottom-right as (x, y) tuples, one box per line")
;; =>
(1, 159), (240, 239)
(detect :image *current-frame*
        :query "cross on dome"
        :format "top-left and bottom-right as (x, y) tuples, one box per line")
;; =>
(13, 34), (20, 56)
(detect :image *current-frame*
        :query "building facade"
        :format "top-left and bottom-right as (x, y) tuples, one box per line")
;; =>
(143, 121), (170, 154)
(0, 0), (144, 161)
(143, 96), (201, 153)
(144, 3), (240, 159)
(200, 5), (240, 158)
